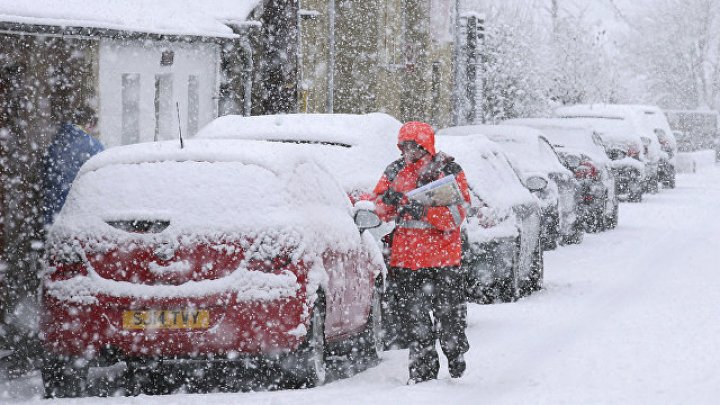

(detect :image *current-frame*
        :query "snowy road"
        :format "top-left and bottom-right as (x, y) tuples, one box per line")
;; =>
(4, 167), (720, 404)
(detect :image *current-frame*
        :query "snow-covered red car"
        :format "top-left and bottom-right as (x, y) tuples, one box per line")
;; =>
(40, 140), (385, 397)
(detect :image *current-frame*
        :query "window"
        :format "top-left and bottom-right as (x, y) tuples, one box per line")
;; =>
(121, 74), (140, 145)
(187, 75), (199, 137)
(154, 74), (173, 141)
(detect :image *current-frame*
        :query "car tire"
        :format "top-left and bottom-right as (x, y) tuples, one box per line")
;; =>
(283, 294), (327, 388)
(528, 239), (544, 292)
(498, 242), (520, 303)
(42, 356), (88, 398)
(605, 201), (619, 229)
(668, 172), (676, 189)
(628, 181), (643, 203)
(123, 358), (171, 396)
(360, 283), (384, 362)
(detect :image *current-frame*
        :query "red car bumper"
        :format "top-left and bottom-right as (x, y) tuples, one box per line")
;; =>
(40, 293), (308, 359)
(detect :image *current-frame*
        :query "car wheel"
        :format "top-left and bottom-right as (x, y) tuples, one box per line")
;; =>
(123, 358), (171, 396)
(42, 356), (88, 398)
(628, 181), (643, 203)
(528, 239), (544, 292)
(360, 283), (384, 362)
(283, 294), (327, 388)
(498, 243), (520, 303)
(605, 201), (619, 229)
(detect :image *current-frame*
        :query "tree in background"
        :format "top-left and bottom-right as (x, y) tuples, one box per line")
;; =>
(625, 0), (720, 110)
(469, 0), (625, 123)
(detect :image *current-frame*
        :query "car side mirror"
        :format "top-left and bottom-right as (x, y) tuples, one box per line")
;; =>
(524, 176), (548, 192)
(354, 209), (382, 231)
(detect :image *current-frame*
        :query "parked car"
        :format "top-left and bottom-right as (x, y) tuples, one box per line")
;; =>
(634, 105), (678, 188)
(502, 118), (619, 232)
(551, 116), (646, 203)
(435, 133), (543, 302)
(40, 139), (386, 397)
(439, 125), (581, 250)
(556, 104), (662, 195)
(196, 113), (408, 345)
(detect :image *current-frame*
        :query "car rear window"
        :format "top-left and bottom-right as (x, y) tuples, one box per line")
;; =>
(59, 160), (350, 235)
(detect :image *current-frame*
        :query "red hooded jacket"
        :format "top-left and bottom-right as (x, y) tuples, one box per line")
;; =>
(373, 122), (472, 270)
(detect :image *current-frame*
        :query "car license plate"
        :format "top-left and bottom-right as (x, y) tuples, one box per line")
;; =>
(122, 309), (210, 330)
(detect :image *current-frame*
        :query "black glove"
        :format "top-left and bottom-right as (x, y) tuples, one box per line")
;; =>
(398, 200), (425, 220)
(381, 189), (404, 206)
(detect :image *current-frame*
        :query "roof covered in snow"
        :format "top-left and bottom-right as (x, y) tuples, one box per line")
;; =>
(196, 114), (403, 195)
(0, 0), (236, 38)
(436, 135), (535, 210)
(437, 125), (570, 177)
(502, 118), (610, 164)
(194, 0), (262, 25)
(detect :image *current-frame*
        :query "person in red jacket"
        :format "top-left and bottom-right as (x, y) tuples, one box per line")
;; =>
(373, 121), (472, 383)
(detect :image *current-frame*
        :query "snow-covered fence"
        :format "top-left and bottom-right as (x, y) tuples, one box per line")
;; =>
(676, 150), (716, 173)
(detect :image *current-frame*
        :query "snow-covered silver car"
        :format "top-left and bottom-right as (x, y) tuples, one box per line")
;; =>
(502, 118), (619, 232)
(556, 104), (662, 195)
(436, 133), (543, 302)
(441, 125), (582, 250)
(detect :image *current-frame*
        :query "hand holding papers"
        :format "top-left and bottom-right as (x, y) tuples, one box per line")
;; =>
(405, 175), (464, 206)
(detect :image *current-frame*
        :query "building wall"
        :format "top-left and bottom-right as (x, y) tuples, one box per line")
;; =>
(98, 39), (220, 147)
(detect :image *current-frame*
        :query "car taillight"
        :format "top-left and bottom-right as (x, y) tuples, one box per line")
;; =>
(575, 162), (598, 180)
(628, 146), (640, 158)
(46, 243), (88, 281)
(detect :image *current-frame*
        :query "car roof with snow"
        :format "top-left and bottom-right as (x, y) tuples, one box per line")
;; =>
(630, 105), (678, 148)
(79, 138), (329, 176)
(60, 139), (357, 241)
(437, 125), (570, 178)
(436, 135), (536, 210)
(555, 104), (662, 160)
(196, 113), (402, 195)
(549, 116), (644, 152)
(501, 118), (610, 164)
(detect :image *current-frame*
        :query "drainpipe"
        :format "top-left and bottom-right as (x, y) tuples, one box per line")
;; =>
(327, 0), (335, 113)
(240, 38), (254, 117)
(232, 23), (259, 117)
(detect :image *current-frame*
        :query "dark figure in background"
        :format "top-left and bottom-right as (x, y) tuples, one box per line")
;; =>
(42, 106), (104, 224)
(373, 122), (472, 384)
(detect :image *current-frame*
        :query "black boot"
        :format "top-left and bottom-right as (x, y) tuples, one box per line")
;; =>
(448, 354), (466, 378)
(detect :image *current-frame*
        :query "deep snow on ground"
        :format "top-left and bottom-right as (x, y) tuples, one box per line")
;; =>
(4, 166), (720, 404)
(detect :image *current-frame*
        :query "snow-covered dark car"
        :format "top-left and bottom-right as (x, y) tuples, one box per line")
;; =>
(555, 104), (661, 195)
(502, 118), (619, 232)
(436, 134), (543, 302)
(636, 105), (678, 189)
(442, 125), (582, 250)
(551, 116), (646, 203)
(40, 140), (385, 397)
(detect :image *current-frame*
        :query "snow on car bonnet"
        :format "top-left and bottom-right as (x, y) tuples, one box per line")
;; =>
(195, 113), (402, 194)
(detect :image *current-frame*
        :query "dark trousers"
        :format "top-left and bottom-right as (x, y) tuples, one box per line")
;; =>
(390, 266), (469, 381)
